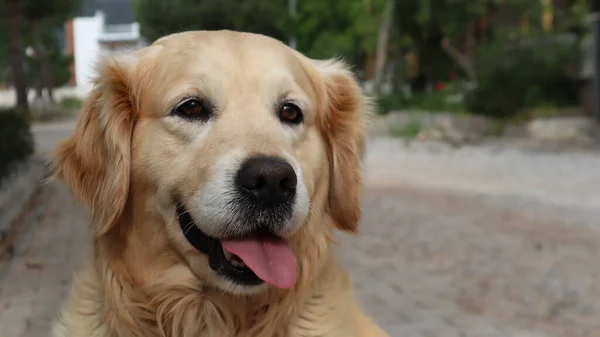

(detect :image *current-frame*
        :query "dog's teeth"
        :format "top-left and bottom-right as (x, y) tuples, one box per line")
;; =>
(230, 256), (245, 266)
(230, 259), (246, 267)
(223, 250), (246, 267)
(224, 250), (234, 260)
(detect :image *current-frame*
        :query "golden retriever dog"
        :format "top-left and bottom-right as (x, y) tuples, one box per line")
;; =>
(51, 30), (389, 337)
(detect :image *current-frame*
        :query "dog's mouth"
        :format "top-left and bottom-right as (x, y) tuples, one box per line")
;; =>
(176, 203), (297, 289)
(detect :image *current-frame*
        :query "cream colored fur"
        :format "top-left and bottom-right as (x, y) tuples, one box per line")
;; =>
(51, 30), (390, 337)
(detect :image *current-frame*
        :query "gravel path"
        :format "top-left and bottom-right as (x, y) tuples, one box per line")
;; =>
(365, 137), (600, 211)
(0, 183), (90, 337)
(338, 187), (600, 337)
(31, 121), (77, 157)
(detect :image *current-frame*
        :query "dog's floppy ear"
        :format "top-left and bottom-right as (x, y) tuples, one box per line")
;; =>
(52, 55), (138, 238)
(313, 59), (373, 233)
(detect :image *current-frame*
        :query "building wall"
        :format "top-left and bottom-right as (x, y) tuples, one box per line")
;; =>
(100, 40), (140, 52)
(73, 14), (103, 90)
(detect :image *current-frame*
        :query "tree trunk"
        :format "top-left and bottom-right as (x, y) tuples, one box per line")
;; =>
(7, 0), (28, 113)
(372, 0), (395, 95)
(31, 22), (55, 104)
(541, 0), (553, 33)
(34, 77), (43, 98)
(44, 65), (55, 104)
(440, 21), (477, 82)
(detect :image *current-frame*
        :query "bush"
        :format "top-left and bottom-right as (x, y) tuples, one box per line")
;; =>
(59, 96), (83, 110)
(389, 119), (422, 139)
(28, 96), (81, 123)
(374, 92), (411, 114)
(0, 109), (34, 185)
(465, 34), (582, 119)
(376, 80), (471, 115)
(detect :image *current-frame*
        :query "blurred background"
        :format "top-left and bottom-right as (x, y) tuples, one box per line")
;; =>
(0, 1), (599, 336)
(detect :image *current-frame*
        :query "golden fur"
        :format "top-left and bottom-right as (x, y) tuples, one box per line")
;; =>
(51, 30), (390, 337)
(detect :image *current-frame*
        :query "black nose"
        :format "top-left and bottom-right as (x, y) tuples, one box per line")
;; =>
(236, 156), (297, 206)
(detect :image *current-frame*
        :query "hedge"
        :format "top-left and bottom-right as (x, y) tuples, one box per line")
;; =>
(0, 109), (34, 185)
(465, 34), (582, 119)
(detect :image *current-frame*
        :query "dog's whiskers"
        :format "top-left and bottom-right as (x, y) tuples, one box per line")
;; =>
(183, 222), (197, 236)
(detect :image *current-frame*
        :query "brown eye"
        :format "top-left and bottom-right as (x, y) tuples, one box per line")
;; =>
(279, 103), (303, 124)
(173, 98), (210, 121)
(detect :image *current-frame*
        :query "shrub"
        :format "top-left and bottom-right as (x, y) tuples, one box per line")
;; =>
(0, 109), (34, 185)
(465, 34), (582, 119)
(59, 96), (83, 110)
(28, 96), (81, 123)
(389, 119), (422, 139)
(375, 80), (471, 115)
(374, 92), (411, 114)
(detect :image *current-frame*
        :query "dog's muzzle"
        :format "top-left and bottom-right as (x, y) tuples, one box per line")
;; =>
(177, 155), (301, 289)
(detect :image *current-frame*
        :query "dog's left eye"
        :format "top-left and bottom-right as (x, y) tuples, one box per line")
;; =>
(173, 99), (210, 121)
(279, 103), (303, 125)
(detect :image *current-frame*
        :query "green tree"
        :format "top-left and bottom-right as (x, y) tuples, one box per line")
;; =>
(373, 0), (395, 93)
(387, 0), (549, 92)
(23, 0), (79, 103)
(25, 29), (74, 97)
(2, 0), (29, 112)
(135, 0), (385, 75)
(391, 0), (493, 87)
(293, 0), (384, 71)
(134, 0), (288, 43)
(0, 13), (11, 85)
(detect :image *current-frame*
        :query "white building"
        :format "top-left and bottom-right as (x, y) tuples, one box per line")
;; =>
(66, 0), (146, 92)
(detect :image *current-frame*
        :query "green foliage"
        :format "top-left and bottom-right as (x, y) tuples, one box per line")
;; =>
(0, 109), (34, 184)
(25, 27), (74, 88)
(0, 1), (18, 85)
(375, 93), (411, 115)
(390, 0), (556, 87)
(134, 0), (288, 43)
(58, 96), (83, 110)
(135, 0), (386, 71)
(557, 0), (592, 37)
(0, 15), (10, 84)
(50, 53), (73, 88)
(414, 0), (489, 40)
(0, 0), (77, 104)
(293, 0), (385, 67)
(43, 27), (73, 88)
(376, 80), (470, 115)
(393, 0), (450, 79)
(465, 33), (582, 118)
(389, 119), (422, 139)
(22, 0), (80, 24)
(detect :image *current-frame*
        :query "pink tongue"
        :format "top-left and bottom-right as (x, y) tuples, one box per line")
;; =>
(221, 237), (297, 289)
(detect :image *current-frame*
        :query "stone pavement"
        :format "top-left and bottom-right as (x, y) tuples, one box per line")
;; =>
(336, 188), (600, 337)
(31, 121), (77, 157)
(0, 182), (90, 337)
(2, 180), (600, 337)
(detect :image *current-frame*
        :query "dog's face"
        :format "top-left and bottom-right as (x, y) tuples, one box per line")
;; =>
(53, 31), (371, 294)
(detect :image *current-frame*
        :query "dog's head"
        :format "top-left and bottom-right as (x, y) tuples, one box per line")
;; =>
(53, 31), (372, 294)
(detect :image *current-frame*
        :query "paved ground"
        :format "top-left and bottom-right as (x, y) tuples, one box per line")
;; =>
(0, 183), (90, 337)
(1, 121), (599, 336)
(31, 121), (77, 157)
(337, 188), (600, 337)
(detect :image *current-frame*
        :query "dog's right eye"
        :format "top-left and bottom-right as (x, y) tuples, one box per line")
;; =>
(172, 99), (211, 121)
